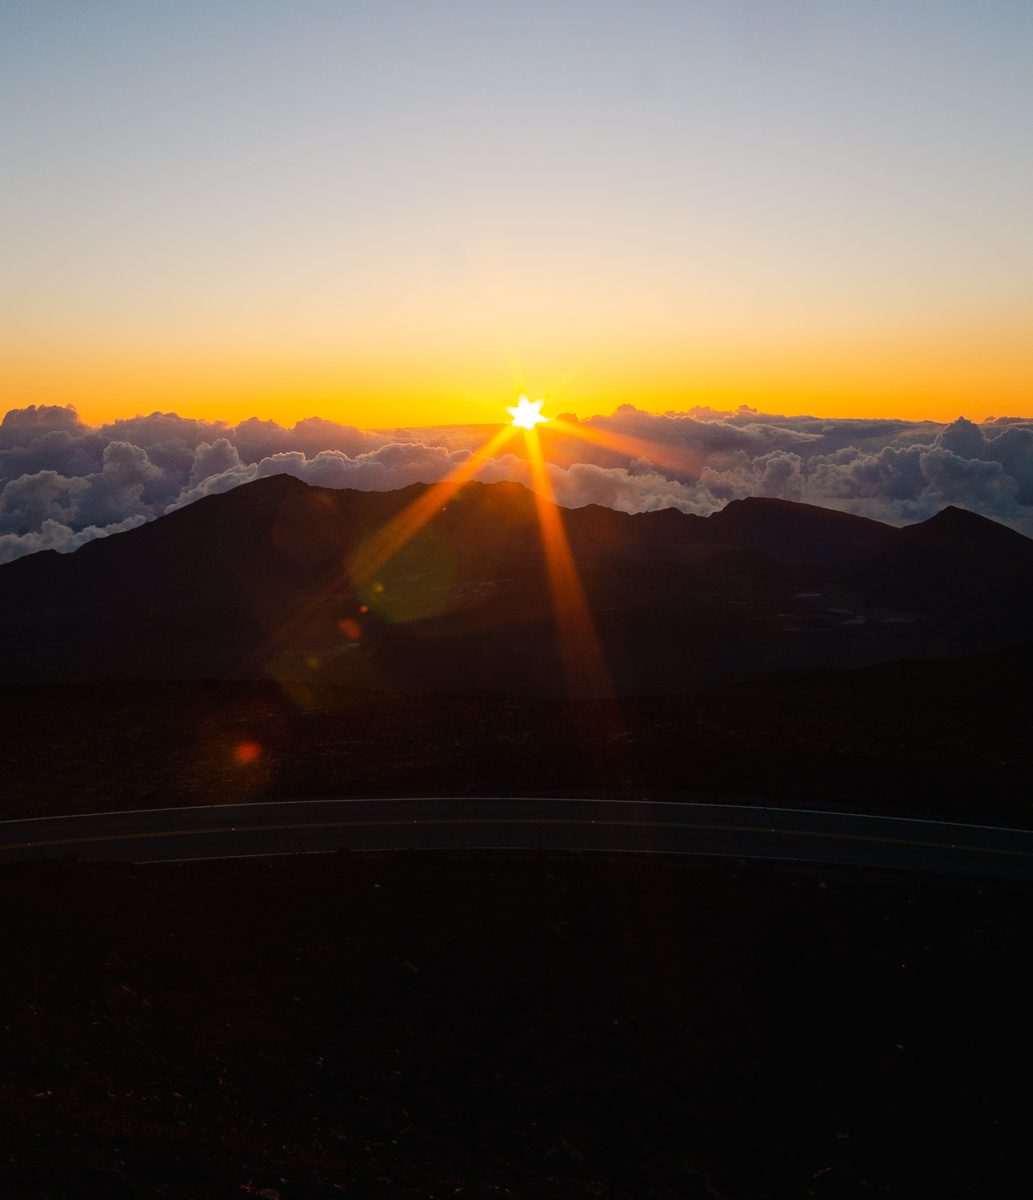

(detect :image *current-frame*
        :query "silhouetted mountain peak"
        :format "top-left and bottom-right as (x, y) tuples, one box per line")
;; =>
(913, 504), (989, 531)
(902, 505), (1033, 555)
(716, 496), (881, 527)
(705, 496), (894, 563)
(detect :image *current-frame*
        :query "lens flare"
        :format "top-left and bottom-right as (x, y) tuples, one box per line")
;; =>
(233, 740), (262, 765)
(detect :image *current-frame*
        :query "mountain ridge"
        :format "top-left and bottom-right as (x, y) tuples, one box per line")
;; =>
(2, 477), (1030, 695)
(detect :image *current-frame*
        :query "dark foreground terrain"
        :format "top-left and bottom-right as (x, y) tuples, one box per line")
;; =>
(1, 851), (1030, 1198)
(2, 640), (1031, 826)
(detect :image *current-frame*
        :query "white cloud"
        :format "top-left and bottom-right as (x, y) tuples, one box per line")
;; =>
(1, 402), (1032, 562)
(0, 515), (148, 565)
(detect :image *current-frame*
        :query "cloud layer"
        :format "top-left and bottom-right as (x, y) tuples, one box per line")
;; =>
(2, 402), (1032, 563)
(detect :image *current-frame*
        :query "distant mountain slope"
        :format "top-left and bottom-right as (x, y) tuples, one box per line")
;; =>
(702, 496), (896, 563)
(1, 477), (1030, 695)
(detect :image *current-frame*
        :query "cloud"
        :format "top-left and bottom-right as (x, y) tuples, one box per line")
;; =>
(0, 404), (82, 443)
(0, 515), (148, 564)
(188, 438), (242, 487)
(1, 402), (1031, 563)
(474, 454), (712, 514)
(0, 469), (90, 536)
(168, 441), (469, 513)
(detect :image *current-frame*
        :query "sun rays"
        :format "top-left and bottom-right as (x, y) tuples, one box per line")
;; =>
(248, 396), (688, 703)
(349, 422), (519, 589)
(520, 422), (613, 698)
(547, 415), (703, 478)
(344, 396), (642, 699)
(241, 423), (520, 674)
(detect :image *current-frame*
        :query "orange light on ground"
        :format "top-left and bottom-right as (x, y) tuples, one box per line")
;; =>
(337, 617), (362, 640)
(233, 740), (262, 765)
(522, 425), (614, 699)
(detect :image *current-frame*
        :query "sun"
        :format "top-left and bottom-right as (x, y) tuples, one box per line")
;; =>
(507, 395), (548, 430)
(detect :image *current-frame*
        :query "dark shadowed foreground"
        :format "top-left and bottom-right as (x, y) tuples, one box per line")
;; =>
(2, 640), (1031, 827)
(1, 851), (1030, 1198)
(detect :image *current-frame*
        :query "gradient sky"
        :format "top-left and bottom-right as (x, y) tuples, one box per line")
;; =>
(2, 0), (1031, 428)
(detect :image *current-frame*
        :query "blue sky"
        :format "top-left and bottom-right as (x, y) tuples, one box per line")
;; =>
(2, 1), (1031, 425)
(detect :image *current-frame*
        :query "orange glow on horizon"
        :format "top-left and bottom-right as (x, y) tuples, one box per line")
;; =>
(4, 317), (1032, 431)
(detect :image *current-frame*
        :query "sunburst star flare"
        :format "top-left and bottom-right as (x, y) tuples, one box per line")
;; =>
(507, 396), (549, 430)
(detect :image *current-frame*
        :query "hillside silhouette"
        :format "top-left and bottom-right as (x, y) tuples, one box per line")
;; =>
(2, 476), (1032, 695)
